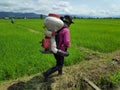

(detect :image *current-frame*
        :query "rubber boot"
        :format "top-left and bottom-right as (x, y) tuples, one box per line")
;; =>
(56, 50), (69, 56)
(58, 68), (62, 75)
(43, 66), (58, 81)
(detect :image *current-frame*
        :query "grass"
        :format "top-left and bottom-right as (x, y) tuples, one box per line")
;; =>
(0, 20), (52, 81)
(70, 19), (120, 52)
(112, 71), (120, 86)
(0, 18), (120, 84)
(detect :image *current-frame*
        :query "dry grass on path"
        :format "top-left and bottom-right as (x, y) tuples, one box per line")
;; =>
(0, 49), (120, 90)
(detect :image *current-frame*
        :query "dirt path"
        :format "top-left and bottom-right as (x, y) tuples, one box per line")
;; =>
(16, 24), (41, 34)
(0, 49), (120, 90)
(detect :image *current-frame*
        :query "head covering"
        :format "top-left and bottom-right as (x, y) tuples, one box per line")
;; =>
(61, 15), (74, 24)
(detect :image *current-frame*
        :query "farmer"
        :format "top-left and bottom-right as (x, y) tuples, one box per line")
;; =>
(11, 17), (14, 24)
(43, 15), (74, 80)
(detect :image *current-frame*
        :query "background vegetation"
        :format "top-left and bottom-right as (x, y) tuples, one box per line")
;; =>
(0, 19), (120, 84)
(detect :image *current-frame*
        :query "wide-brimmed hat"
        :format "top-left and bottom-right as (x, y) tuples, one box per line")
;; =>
(61, 15), (74, 24)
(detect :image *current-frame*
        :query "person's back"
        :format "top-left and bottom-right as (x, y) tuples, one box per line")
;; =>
(56, 27), (70, 51)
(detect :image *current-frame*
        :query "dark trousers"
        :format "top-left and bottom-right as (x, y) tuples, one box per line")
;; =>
(54, 54), (64, 74)
(44, 54), (64, 77)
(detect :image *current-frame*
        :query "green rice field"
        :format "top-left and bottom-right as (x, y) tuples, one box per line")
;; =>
(0, 18), (120, 83)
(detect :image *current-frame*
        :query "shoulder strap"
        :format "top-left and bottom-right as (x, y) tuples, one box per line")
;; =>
(56, 26), (66, 33)
(55, 27), (66, 47)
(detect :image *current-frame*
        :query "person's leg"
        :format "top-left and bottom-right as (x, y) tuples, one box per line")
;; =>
(43, 66), (58, 78)
(43, 54), (60, 78)
(43, 54), (64, 80)
(54, 54), (64, 75)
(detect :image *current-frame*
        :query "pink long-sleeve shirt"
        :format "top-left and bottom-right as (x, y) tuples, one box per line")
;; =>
(57, 27), (70, 51)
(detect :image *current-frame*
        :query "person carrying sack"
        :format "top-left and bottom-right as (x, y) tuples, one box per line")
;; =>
(43, 15), (74, 81)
